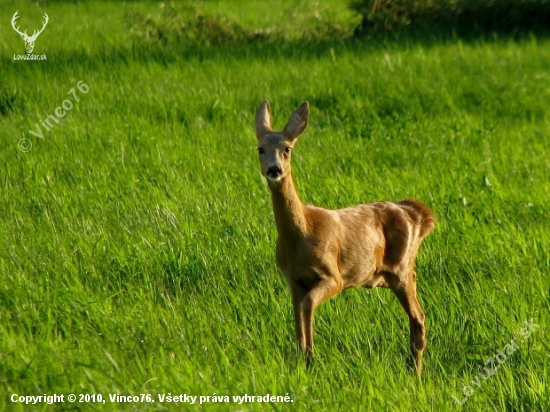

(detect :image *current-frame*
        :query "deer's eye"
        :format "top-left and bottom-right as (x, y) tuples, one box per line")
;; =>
(284, 147), (292, 154)
(258, 148), (265, 155)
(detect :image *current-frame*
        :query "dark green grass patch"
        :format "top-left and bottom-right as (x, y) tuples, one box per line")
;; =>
(350, 0), (550, 35)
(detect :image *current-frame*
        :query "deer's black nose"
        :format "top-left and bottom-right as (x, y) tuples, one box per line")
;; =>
(267, 166), (282, 179)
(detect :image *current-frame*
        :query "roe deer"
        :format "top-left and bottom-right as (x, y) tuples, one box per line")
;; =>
(254, 100), (435, 372)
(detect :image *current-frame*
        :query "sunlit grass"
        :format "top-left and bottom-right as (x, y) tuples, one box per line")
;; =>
(0, 0), (548, 411)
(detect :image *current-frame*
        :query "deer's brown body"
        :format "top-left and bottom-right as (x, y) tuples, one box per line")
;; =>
(255, 100), (435, 372)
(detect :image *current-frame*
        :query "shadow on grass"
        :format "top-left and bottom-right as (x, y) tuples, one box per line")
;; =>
(2, 25), (550, 74)
(351, 0), (550, 37)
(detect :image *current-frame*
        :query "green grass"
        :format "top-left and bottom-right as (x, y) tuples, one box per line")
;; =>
(1, 1), (549, 411)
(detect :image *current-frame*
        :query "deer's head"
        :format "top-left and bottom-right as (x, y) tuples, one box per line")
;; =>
(11, 11), (49, 54)
(255, 100), (309, 183)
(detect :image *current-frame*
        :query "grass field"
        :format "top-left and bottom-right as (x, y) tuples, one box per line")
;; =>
(1, 0), (549, 411)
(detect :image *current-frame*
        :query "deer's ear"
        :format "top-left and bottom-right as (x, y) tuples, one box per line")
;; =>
(283, 102), (309, 141)
(255, 100), (272, 139)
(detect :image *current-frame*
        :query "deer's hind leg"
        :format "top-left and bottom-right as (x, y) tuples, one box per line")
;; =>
(385, 269), (426, 373)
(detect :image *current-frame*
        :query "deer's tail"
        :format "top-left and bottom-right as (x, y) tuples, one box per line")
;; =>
(398, 199), (436, 238)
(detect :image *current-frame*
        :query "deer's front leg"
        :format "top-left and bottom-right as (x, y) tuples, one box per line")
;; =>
(290, 282), (308, 353)
(300, 278), (342, 363)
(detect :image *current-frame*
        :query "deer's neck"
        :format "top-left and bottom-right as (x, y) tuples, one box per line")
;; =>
(268, 172), (308, 237)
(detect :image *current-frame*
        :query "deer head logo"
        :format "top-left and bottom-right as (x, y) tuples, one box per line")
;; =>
(11, 11), (49, 54)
